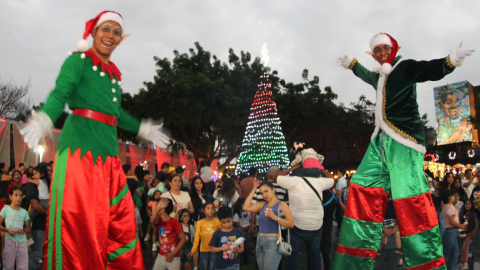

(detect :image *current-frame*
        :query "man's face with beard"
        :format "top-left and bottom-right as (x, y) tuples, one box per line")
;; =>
(439, 93), (459, 120)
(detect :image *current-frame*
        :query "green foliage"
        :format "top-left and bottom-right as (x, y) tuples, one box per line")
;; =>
(126, 42), (376, 169)
(422, 113), (437, 147)
(134, 42), (267, 166)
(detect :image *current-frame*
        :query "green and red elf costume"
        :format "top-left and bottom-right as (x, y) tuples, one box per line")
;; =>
(21, 11), (169, 270)
(332, 33), (474, 270)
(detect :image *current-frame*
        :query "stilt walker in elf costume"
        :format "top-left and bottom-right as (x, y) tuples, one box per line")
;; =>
(20, 11), (169, 269)
(333, 33), (474, 270)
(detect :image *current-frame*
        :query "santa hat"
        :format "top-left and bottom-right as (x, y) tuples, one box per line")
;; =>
(76, 11), (125, 52)
(369, 33), (399, 75)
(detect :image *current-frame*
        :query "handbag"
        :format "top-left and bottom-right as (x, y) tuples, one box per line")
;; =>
(277, 206), (292, 256)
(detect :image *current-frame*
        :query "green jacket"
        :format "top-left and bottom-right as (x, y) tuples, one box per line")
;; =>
(350, 56), (455, 154)
(41, 51), (141, 161)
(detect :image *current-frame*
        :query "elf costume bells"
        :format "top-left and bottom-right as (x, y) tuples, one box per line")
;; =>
(333, 33), (473, 270)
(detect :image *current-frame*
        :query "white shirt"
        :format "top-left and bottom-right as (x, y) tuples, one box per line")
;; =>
(161, 191), (191, 217)
(277, 176), (334, 231)
(38, 179), (50, 200)
(462, 179), (478, 198)
(335, 177), (347, 192)
(213, 190), (239, 208)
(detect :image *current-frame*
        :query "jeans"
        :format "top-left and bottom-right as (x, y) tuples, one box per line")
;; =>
(469, 216), (480, 258)
(256, 236), (282, 270)
(216, 264), (239, 270)
(200, 251), (215, 270)
(437, 211), (445, 237)
(288, 226), (322, 270)
(443, 228), (459, 270)
(29, 230), (45, 270)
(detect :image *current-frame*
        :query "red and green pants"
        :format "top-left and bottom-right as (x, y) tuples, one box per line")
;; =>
(332, 132), (445, 270)
(43, 148), (145, 270)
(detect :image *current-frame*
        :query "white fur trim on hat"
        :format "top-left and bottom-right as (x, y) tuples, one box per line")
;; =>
(95, 12), (125, 32)
(369, 33), (392, 52)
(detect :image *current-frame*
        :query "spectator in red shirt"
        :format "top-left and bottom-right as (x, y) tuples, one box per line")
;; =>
(150, 197), (187, 269)
(240, 168), (258, 198)
(7, 170), (23, 204)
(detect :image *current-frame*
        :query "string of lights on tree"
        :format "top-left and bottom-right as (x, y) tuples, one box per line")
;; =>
(235, 70), (290, 177)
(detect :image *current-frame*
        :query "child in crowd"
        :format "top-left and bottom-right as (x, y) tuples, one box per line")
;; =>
(179, 209), (195, 270)
(189, 202), (222, 270)
(27, 165), (50, 221)
(233, 198), (252, 264)
(0, 187), (31, 270)
(454, 190), (464, 216)
(209, 207), (245, 270)
(147, 178), (161, 201)
(150, 198), (186, 270)
(146, 190), (162, 251)
(290, 142), (327, 178)
(144, 189), (162, 244)
(459, 199), (478, 269)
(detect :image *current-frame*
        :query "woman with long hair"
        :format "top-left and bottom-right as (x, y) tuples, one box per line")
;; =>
(440, 172), (455, 193)
(189, 177), (213, 222)
(213, 177), (239, 210)
(131, 165), (146, 208)
(243, 180), (294, 270)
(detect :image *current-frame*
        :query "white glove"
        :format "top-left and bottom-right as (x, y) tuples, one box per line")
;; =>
(230, 237), (244, 249)
(449, 42), (474, 67)
(19, 110), (53, 150)
(137, 119), (170, 148)
(336, 55), (355, 70)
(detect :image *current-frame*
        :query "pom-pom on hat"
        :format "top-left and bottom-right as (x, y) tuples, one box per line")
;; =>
(369, 33), (399, 75)
(76, 11), (125, 52)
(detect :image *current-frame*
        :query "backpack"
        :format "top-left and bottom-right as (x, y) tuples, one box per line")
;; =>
(215, 194), (231, 208)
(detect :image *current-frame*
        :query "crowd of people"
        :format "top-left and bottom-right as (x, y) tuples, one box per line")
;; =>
(427, 169), (479, 270)
(1, 146), (480, 270)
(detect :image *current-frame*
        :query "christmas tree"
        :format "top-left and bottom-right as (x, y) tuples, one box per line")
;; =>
(235, 45), (290, 177)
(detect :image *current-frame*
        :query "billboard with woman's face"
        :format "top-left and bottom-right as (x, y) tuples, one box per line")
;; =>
(434, 81), (472, 145)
